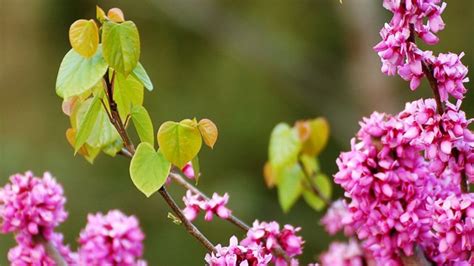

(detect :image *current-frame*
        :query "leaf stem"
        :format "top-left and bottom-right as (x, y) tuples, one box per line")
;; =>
(297, 159), (332, 206)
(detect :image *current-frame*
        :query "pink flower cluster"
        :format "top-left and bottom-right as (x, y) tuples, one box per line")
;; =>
(319, 239), (365, 266)
(431, 193), (474, 264)
(205, 236), (272, 266)
(0, 172), (147, 266)
(182, 190), (231, 222)
(0, 172), (67, 238)
(78, 210), (146, 266)
(320, 199), (355, 236)
(240, 221), (304, 265)
(206, 220), (304, 266)
(375, 0), (469, 102)
(334, 112), (436, 265)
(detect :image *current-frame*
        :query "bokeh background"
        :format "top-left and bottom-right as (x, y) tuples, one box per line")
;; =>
(1, 0), (473, 264)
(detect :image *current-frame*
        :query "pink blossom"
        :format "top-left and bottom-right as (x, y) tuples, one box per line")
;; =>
(320, 199), (354, 236)
(8, 242), (56, 266)
(182, 190), (231, 222)
(320, 239), (364, 266)
(430, 52), (470, 101)
(78, 210), (146, 266)
(205, 236), (272, 266)
(0, 172), (67, 239)
(431, 193), (474, 265)
(240, 220), (304, 265)
(182, 162), (196, 179)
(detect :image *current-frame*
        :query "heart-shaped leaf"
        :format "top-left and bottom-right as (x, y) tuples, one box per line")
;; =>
(157, 119), (202, 168)
(269, 123), (301, 170)
(130, 143), (171, 197)
(102, 21), (140, 76)
(131, 105), (154, 146)
(69, 19), (99, 58)
(56, 47), (108, 98)
(198, 119), (218, 149)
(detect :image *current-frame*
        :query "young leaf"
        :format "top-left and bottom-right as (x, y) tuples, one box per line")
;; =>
(102, 21), (140, 76)
(191, 156), (200, 184)
(69, 19), (99, 58)
(277, 164), (304, 213)
(74, 96), (102, 152)
(131, 105), (154, 146)
(299, 154), (319, 177)
(198, 119), (218, 149)
(114, 72), (144, 121)
(107, 8), (125, 23)
(269, 123), (301, 169)
(301, 118), (330, 156)
(56, 47), (108, 99)
(132, 62), (154, 91)
(157, 120), (202, 168)
(130, 143), (171, 197)
(302, 174), (332, 211)
(263, 161), (276, 188)
(96, 6), (107, 23)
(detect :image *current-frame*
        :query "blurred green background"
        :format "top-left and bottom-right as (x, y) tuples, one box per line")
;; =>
(0, 0), (473, 265)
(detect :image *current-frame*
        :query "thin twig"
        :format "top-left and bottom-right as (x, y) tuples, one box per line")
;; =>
(169, 172), (293, 263)
(297, 159), (332, 206)
(35, 235), (67, 266)
(159, 186), (216, 252)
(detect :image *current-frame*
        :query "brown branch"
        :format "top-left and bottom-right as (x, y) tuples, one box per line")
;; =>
(159, 186), (216, 252)
(169, 172), (292, 263)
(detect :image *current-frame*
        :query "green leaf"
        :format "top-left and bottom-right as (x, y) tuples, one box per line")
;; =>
(157, 119), (202, 168)
(302, 174), (332, 211)
(114, 72), (144, 121)
(56, 47), (108, 98)
(299, 154), (320, 176)
(102, 21), (140, 76)
(191, 156), (200, 185)
(301, 118), (330, 157)
(130, 143), (171, 197)
(131, 105), (154, 146)
(69, 19), (99, 58)
(74, 96), (102, 152)
(277, 164), (304, 213)
(132, 62), (154, 91)
(269, 123), (301, 170)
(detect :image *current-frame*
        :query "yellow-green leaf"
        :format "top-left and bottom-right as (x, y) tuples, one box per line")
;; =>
(301, 118), (330, 156)
(157, 120), (202, 168)
(191, 156), (200, 185)
(198, 119), (218, 149)
(102, 21), (140, 76)
(130, 143), (171, 197)
(56, 47), (108, 98)
(96, 6), (107, 23)
(69, 19), (99, 58)
(131, 105), (154, 146)
(113, 72), (144, 121)
(269, 123), (301, 170)
(74, 96), (101, 152)
(277, 164), (304, 213)
(132, 62), (154, 91)
(302, 174), (332, 211)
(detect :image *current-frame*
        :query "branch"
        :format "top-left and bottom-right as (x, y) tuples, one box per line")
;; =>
(159, 186), (216, 252)
(35, 235), (67, 266)
(400, 245), (432, 266)
(169, 172), (292, 264)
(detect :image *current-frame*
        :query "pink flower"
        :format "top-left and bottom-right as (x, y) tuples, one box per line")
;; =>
(240, 220), (304, 264)
(320, 239), (364, 266)
(430, 52), (469, 101)
(205, 236), (272, 266)
(78, 210), (146, 266)
(0, 172), (67, 239)
(8, 242), (56, 266)
(431, 193), (474, 265)
(182, 190), (231, 222)
(182, 162), (195, 179)
(320, 199), (354, 236)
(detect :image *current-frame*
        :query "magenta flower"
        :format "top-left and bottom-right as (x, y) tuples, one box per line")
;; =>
(430, 52), (469, 101)
(78, 210), (146, 266)
(320, 199), (354, 236)
(182, 162), (195, 179)
(182, 190), (231, 222)
(431, 193), (474, 264)
(8, 242), (56, 266)
(205, 236), (272, 266)
(240, 220), (304, 265)
(320, 239), (364, 266)
(0, 172), (67, 239)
